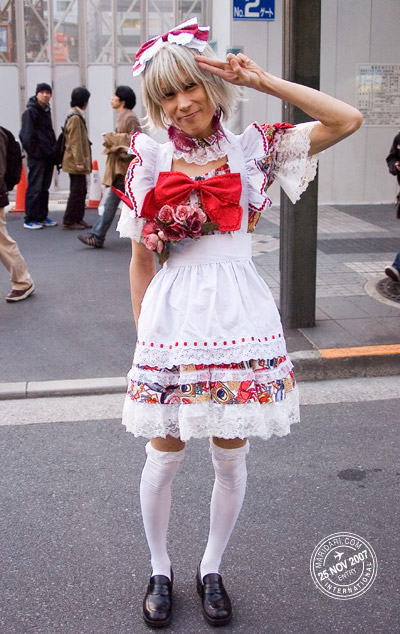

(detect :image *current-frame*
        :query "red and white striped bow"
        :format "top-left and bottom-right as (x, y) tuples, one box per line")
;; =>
(132, 17), (209, 77)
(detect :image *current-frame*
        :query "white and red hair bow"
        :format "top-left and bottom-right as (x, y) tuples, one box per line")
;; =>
(132, 17), (209, 77)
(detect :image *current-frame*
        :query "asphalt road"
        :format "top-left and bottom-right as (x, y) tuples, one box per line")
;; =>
(1, 378), (399, 634)
(0, 210), (135, 383)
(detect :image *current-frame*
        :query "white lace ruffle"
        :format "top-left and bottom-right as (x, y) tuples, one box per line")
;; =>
(122, 384), (300, 442)
(133, 337), (289, 368)
(272, 122), (319, 203)
(172, 135), (231, 165)
(129, 358), (294, 386)
(116, 205), (144, 241)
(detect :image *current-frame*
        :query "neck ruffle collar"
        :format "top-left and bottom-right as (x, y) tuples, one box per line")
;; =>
(170, 128), (230, 165)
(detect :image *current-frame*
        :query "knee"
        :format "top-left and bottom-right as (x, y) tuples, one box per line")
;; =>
(151, 436), (185, 452)
(210, 439), (249, 489)
(142, 441), (186, 492)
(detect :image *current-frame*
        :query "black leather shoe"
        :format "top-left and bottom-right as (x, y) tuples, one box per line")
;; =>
(196, 564), (232, 626)
(143, 571), (173, 628)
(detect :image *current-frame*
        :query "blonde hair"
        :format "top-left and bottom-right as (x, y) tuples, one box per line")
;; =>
(141, 43), (240, 130)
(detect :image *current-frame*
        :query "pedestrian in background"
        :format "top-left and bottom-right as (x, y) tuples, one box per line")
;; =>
(62, 87), (93, 230)
(385, 131), (400, 281)
(0, 128), (35, 302)
(19, 82), (58, 230)
(78, 85), (141, 248)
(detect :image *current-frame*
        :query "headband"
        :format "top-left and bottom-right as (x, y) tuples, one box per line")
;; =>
(132, 17), (209, 77)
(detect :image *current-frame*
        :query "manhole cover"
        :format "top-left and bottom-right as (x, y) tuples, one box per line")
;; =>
(376, 277), (400, 303)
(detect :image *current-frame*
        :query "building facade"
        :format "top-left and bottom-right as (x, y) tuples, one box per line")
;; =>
(0, 0), (399, 203)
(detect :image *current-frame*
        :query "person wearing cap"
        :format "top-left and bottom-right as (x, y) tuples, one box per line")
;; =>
(19, 82), (58, 229)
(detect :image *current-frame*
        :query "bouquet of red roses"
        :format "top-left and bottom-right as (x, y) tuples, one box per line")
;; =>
(143, 203), (219, 264)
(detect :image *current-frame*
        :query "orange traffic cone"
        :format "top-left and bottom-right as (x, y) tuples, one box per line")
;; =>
(10, 163), (27, 213)
(86, 159), (102, 208)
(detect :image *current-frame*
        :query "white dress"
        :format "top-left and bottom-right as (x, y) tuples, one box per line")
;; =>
(117, 121), (318, 442)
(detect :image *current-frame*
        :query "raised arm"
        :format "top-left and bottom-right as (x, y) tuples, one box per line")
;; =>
(130, 240), (156, 329)
(195, 53), (363, 155)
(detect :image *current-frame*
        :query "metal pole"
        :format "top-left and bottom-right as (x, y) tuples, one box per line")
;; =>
(14, 0), (26, 118)
(79, 0), (87, 86)
(280, 0), (321, 329)
(112, 0), (117, 89)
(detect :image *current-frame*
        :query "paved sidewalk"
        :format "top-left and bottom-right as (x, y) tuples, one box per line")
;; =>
(1, 201), (399, 399)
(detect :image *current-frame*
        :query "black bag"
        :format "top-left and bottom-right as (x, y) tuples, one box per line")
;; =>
(54, 113), (79, 172)
(0, 127), (23, 191)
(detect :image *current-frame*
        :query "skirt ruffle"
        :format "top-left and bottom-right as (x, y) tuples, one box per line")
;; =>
(122, 358), (300, 442)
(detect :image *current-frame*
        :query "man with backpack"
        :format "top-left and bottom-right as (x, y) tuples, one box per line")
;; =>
(19, 82), (58, 229)
(0, 127), (35, 302)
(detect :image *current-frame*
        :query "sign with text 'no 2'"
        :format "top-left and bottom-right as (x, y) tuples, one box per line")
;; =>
(233, 0), (275, 20)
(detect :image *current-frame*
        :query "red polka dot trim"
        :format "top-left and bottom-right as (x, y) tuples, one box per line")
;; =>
(137, 334), (283, 349)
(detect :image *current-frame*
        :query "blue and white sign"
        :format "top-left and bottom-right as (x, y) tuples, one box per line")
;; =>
(233, 0), (275, 21)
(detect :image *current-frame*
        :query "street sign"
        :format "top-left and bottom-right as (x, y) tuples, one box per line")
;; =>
(233, 0), (275, 20)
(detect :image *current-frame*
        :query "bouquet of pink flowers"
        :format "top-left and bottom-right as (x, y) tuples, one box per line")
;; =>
(142, 203), (219, 264)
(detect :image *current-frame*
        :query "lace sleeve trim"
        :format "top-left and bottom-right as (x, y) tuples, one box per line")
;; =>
(116, 204), (145, 241)
(272, 121), (319, 203)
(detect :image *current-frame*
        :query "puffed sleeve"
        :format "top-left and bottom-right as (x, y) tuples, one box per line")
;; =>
(117, 132), (159, 241)
(240, 121), (319, 210)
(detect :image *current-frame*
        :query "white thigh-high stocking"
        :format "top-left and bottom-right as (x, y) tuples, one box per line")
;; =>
(139, 441), (185, 579)
(200, 439), (249, 580)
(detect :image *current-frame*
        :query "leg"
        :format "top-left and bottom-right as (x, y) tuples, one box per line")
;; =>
(63, 174), (87, 226)
(392, 248), (400, 272)
(0, 207), (34, 292)
(385, 248), (400, 281)
(141, 436), (185, 628)
(37, 163), (54, 222)
(200, 437), (249, 578)
(91, 185), (122, 242)
(197, 437), (249, 626)
(140, 436), (185, 577)
(25, 160), (43, 223)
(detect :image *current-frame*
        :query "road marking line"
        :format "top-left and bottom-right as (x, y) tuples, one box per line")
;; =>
(319, 344), (400, 358)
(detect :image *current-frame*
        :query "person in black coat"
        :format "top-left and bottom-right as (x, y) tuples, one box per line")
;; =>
(386, 131), (400, 219)
(384, 132), (400, 281)
(19, 82), (58, 229)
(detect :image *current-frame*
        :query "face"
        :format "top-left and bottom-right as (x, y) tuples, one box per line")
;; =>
(36, 90), (52, 106)
(111, 94), (122, 109)
(160, 78), (215, 139)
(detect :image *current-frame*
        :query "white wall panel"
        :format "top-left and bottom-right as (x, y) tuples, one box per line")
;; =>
(87, 65), (114, 179)
(320, 0), (400, 203)
(1, 66), (20, 137)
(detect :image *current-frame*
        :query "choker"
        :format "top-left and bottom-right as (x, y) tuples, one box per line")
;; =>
(169, 126), (230, 165)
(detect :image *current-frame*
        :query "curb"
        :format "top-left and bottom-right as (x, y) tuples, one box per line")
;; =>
(0, 377), (127, 401)
(1, 346), (399, 400)
(291, 345), (400, 381)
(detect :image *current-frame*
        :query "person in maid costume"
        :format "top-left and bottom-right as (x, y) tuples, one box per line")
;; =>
(116, 18), (362, 628)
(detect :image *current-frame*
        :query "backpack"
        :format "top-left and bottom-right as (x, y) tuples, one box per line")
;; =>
(0, 127), (23, 191)
(54, 113), (80, 172)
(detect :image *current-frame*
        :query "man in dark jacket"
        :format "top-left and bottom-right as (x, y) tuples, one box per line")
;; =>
(19, 82), (58, 229)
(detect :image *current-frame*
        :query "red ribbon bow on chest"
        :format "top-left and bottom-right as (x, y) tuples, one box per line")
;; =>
(141, 171), (243, 232)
